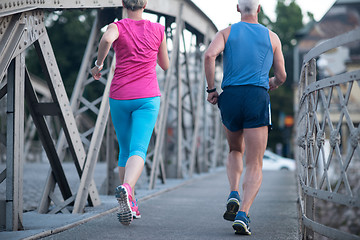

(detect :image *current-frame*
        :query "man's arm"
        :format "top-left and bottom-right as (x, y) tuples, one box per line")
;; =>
(269, 31), (286, 91)
(204, 28), (229, 104)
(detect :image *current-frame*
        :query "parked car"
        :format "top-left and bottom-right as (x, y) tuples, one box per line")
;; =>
(262, 150), (296, 171)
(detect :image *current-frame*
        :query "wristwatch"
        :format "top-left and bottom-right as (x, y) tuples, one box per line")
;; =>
(206, 87), (216, 93)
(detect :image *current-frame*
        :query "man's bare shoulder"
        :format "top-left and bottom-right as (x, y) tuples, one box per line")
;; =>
(218, 26), (232, 42)
(268, 29), (281, 48)
(268, 30), (280, 42)
(221, 26), (232, 33)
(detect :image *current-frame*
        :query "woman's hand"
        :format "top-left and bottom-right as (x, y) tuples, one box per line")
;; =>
(91, 65), (103, 80)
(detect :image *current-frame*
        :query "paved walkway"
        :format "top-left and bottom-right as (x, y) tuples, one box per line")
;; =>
(1, 169), (299, 240)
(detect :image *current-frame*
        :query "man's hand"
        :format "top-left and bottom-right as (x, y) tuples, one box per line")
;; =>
(269, 77), (278, 91)
(207, 91), (219, 105)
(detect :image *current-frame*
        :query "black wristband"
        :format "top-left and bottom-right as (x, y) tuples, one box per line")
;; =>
(206, 87), (216, 93)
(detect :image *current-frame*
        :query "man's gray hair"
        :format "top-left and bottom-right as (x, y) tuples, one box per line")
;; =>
(238, 0), (259, 15)
(123, 0), (147, 11)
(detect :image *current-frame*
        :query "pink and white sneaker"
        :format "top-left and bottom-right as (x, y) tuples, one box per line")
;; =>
(131, 199), (141, 219)
(115, 183), (133, 225)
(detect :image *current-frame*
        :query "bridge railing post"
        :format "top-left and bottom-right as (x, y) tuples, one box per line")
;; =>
(304, 59), (316, 240)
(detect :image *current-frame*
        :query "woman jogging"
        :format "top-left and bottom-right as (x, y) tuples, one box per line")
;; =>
(91, 0), (169, 225)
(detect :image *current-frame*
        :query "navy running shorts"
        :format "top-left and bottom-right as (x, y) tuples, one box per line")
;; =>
(217, 85), (272, 132)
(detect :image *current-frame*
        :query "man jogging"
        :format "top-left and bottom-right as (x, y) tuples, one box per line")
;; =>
(204, 0), (286, 235)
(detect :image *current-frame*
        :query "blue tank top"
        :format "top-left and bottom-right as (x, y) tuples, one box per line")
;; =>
(222, 22), (273, 90)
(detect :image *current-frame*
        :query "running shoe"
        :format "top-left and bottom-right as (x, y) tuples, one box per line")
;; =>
(223, 191), (240, 221)
(233, 211), (251, 235)
(131, 199), (141, 219)
(115, 183), (133, 225)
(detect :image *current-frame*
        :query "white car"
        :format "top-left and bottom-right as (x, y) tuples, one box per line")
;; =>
(262, 150), (296, 171)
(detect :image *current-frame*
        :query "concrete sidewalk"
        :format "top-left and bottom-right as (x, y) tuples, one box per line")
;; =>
(3, 169), (300, 240)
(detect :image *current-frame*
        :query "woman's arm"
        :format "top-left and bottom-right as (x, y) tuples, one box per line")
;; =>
(91, 23), (119, 80)
(157, 33), (169, 71)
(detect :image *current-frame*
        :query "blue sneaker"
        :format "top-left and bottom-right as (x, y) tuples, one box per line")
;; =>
(233, 211), (251, 235)
(223, 191), (240, 221)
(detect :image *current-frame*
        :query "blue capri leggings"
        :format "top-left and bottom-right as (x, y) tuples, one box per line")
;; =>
(109, 97), (160, 167)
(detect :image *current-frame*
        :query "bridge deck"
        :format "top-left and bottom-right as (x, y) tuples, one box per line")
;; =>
(0, 166), (299, 240)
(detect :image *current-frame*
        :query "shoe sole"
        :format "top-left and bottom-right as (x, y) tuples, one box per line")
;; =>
(115, 186), (133, 225)
(132, 212), (141, 219)
(223, 199), (240, 221)
(233, 220), (251, 235)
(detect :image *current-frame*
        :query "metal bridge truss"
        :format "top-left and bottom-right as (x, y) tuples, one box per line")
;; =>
(295, 28), (360, 240)
(0, 0), (226, 231)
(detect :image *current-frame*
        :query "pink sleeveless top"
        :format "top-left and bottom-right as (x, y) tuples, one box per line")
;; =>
(110, 18), (165, 100)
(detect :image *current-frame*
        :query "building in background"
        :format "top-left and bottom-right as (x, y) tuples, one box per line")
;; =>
(294, 0), (360, 149)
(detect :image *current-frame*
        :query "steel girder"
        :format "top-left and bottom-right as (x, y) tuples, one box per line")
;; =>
(0, 0), (217, 38)
(0, 10), (101, 230)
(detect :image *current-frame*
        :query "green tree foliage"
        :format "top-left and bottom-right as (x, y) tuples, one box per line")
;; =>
(260, 0), (305, 156)
(258, 7), (273, 28)
(273, 0), (303, 52)
(26, 10), (95, 98)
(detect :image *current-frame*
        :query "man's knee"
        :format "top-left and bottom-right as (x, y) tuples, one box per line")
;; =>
(246, 159), (263, 169)
(228, 148), (244, 155)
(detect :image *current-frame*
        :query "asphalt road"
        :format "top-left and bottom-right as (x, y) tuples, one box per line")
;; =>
(40, 170), (299, 240)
